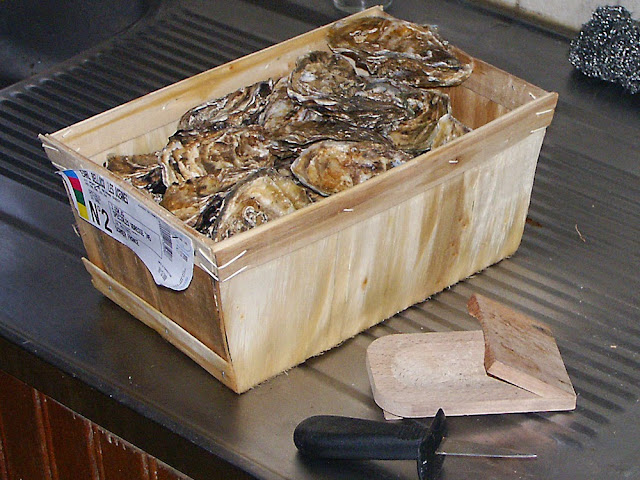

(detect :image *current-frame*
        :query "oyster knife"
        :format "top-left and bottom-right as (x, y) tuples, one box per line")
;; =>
(294, 409), (535, 480)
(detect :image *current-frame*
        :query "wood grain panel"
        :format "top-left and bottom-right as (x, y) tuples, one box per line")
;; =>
(94, 425), (149, 480)
(0, 370), (192, 480)
(40, 395), (98, 480)
(0, 369), (50, 480)
(150, 457), (191, 480)
(77, 218), (228, 359)
(0, 412), (7, 480)
(154, 266), (228, 360)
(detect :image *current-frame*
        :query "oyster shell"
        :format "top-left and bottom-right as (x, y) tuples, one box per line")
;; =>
(346, 77), (452, 153)
(426, 113), (472, 149)
(259, 77), (322, 132)
(288, 51), (364, 108)
(327, 16), (473, 88)
(287, 55), (453, 153)
(291, 140), (411, 196)
(159, 125), (278, 186)
(380, 82), (452, 153)
(159, 175), (231, 228)
(288, 51), (407, 129)
(271, 118), (389, 151)
(211, 168), (314, 241)
(105, 153), (165, 199)
(176, 79), (274, 132)
(105, 13), (475, 243)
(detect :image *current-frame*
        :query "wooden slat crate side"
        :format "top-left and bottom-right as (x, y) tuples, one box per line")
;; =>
(78, 217), (160, 307)
(208, 90), (556, 282)
(461, 57), (549, 111)
(219, 235), (340, 392)
(220, 129), (545, 391)
(330, 130), (544, 323)
(153, 266), (229, 360)
(84, 259), (238, 391)
(68, 208), (229, 360)
(42, 140), (229, 360)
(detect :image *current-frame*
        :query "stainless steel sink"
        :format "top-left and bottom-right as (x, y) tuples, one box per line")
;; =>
(0, 0), (154, 89)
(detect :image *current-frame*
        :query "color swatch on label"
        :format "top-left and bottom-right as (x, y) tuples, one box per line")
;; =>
(62, 170), (89, 220)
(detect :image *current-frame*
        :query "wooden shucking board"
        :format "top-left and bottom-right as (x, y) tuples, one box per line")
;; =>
(366, 294), (576, 418)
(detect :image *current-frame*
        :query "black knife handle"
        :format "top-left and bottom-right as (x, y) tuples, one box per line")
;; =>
(418, 409), (446, 480)
(293, 415), (428, 460)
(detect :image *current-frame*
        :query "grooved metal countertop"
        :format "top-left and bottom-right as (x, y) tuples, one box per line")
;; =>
(1, 1), (639, 479)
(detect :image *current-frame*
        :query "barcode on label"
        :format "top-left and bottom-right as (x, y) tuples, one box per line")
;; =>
(159, 222), (173, 261)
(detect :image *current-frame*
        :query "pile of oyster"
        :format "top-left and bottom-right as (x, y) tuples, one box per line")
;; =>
(106, 15), (473, 241)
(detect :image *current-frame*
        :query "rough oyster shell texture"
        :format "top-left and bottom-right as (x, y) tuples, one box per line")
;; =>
(106, 13), (474, 241)
(291, 140), (412, 196)
(159, 175), (228, 228)
(428, 113), (472, 150)
(327, 16), (473, 88)
(283, 52), (456, 154)
(177, 80), (274, 132)
(211, 168), (313, 241)
(159, 125), (278, 185)
(104, 153), (165, 200)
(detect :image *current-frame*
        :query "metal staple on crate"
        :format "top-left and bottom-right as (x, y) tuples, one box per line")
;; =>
(221, 265), (248, 282)
(42, 143), (60, 153)
(196, 248), (249, 283)
(217, 250), (249, 283)
(196, 247), (219, 281)
(217, 249), (247, 270)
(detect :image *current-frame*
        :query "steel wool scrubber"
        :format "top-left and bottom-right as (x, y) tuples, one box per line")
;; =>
(569, 5), (640, 94)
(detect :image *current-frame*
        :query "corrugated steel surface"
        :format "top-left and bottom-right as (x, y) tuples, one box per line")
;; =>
(0, 0), (638, 478)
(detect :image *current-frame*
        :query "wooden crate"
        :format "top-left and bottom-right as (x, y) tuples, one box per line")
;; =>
(41, 8), (557, 393)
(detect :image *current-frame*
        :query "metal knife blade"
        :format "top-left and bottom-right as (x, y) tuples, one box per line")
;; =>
(437, 438), (537, 459)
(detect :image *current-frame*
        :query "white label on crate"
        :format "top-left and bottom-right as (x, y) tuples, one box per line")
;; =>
(59, 169), (194, 291)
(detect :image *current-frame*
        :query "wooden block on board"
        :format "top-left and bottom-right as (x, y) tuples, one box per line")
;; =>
(468, 294), (576, 401)
(366, 295), (576, 418)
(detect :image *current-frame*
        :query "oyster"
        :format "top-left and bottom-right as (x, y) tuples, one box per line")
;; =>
(380, 82), (451, 153)
(291, 140), (411, 196)
(288, 51), (364, 108)
(259, 77), (322, 132)
(426, 113), (472, 149)
(105, 13), (476, 243)
(271, 118), (389, 151)
(287, 54), (453, 153)
(176, 79), (274, 132)
(105, 153), (165, 198)
(211, 168), (314, 241)
(288, 50), (407, 129)
(342, 77), (452, 153)
(159, 175), (232, 228)
(327, 16), (473, 88)
(159, 125), (278, 186)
